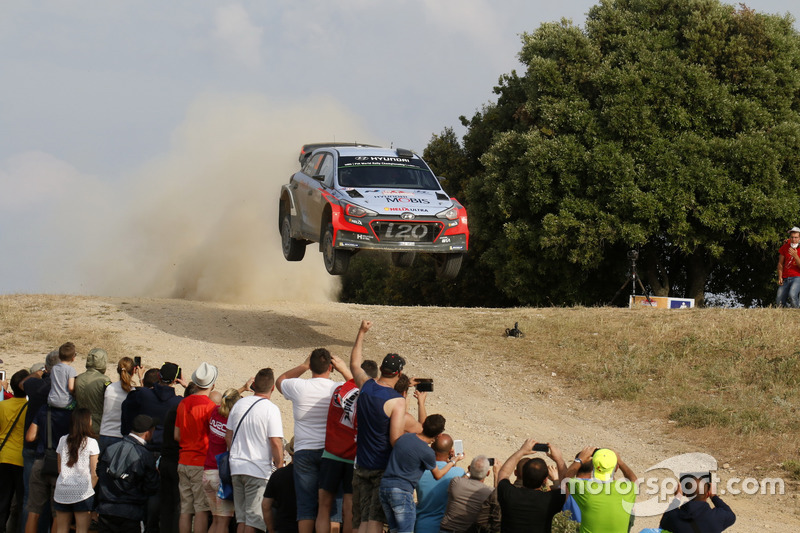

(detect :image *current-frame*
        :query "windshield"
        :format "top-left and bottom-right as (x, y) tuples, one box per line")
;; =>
(337, 156), (440, 190)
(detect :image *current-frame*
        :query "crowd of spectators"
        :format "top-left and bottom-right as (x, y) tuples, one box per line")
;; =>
(0, 323), (737, 533)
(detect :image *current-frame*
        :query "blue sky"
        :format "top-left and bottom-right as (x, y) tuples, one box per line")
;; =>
(1, 1), (797, 299)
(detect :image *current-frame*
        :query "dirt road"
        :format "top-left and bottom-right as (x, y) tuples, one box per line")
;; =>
(3, 295), (796, 530)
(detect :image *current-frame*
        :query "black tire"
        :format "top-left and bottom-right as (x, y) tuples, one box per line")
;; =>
(435, 253), (464, 279)
(322, 224), (351, 275)
(281, 215), (306, 261)
(391, 252), (417, 268)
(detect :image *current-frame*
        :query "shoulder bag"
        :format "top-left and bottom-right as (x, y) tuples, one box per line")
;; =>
(41, 407), (60, 477)
(216, 398), (266, 500)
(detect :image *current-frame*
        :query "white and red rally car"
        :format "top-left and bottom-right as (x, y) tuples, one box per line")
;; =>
(279, 144), (469, 278)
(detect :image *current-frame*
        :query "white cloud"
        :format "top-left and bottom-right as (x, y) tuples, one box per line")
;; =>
(212, 4), (264, 69)
(417, 0), (503, 45)
(0, 151), (95, 210)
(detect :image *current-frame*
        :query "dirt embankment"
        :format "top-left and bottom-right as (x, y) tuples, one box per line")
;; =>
(1, 295), (797, 531)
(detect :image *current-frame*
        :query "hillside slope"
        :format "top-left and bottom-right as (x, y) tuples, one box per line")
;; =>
(1, 295), (797, 530)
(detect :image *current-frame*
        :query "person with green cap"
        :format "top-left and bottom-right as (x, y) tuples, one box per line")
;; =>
(564, 447), (637, 533)
(75, 348), (111, 431)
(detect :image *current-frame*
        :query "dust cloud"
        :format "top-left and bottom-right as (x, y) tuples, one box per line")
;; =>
(89, 93), (374, 303)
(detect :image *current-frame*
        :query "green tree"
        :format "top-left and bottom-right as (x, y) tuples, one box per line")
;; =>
(467, 0), (800, 306)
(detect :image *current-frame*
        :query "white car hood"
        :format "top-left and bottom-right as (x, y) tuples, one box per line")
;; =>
(344, 188), (452, 217)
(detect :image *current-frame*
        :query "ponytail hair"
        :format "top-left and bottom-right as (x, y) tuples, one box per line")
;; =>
(117, 357), (135, 393)
(218, 388), (241, 418)
(66, 408), (94, 468)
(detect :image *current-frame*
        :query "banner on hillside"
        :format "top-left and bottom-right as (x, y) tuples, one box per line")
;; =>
(630, 296), (695, 309)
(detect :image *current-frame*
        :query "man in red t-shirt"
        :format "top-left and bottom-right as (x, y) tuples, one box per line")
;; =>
(777, 227), (800, 307)
(315, 360), (379, 533)
(175, 362), (218, 533)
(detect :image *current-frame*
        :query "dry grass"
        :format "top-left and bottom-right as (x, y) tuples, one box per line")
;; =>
(0, 294), (127, 358)
(488, 306), (800, 479)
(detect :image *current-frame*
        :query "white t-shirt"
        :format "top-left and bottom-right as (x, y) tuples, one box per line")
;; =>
(99, 381), (130, 438)
(280, 377), (341, 451)
(54, 435), (100, 504)
(227, 396), (283, 479)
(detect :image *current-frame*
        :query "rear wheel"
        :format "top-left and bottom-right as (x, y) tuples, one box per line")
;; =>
(391, 252), (416, 268)
(281, 215), (306, 261)
(435, 253), (464, 279)
(322, 224), (351, 275)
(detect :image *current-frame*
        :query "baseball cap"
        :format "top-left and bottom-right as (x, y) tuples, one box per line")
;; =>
(790, 227), (800, 233)
(592, 448), (618, 481)
(192, 362), (218, 389)
(380, 353), (405, 375)
(29, 362), (46, 374)
(132, 414), (157, 433)
(159, 362), (180, 383)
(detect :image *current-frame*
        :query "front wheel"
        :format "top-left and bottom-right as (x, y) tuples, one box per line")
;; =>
(281, 215), (306, 261)
(322, 225), (351, 275)
(391, 252), (416, 268)
(434, 253), (464, 279)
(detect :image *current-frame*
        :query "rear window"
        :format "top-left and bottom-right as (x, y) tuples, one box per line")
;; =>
(338, 156), (439, 190)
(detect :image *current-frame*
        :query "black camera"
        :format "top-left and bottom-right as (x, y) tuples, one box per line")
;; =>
(627, 250), (639, 260)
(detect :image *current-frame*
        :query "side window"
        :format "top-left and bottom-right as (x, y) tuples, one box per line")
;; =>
(318, 155), (334, 187)
(303, 153), (325, 177)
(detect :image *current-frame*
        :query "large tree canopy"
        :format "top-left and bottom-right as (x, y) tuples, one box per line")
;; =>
(467, 0), (800, 306)
(340, 0), (800, 307)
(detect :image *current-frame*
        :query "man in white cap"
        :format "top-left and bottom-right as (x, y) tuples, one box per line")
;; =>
(175, 362), (218, 533)
(776, 226), (800, 307)
(565, 447), (637, 533)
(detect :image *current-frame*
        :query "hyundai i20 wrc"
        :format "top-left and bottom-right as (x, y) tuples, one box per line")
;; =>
(278, 144), (469, 278)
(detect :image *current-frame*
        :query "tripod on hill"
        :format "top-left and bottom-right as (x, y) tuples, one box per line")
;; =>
(609, 250), (654, 306)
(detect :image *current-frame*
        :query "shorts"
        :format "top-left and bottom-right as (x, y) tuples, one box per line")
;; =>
(351, 467), (385, 528)
(54, 495), (94, 513)
(319, 457), (354, 494)
(202, 469), (234, 517)
(293, 448), (324, 521)
(27, 458), (57, 514)
(178, 464), (210, 514)
(232, 474), (267, 530)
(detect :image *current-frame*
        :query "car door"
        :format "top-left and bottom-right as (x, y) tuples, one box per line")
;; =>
(306, 153), (335, 240)
(295, 152), (326, 237)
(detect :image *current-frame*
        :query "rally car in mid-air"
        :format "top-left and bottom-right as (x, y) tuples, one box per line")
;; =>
(278, 143), (469, 278)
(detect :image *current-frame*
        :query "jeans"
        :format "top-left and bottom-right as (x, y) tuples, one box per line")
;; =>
(378, 487), (415, 533)
(776, 276), (800, 307)
(19, 447), (36, 533)
(98, 435), (122, 457)
(293, 448), (324, 521)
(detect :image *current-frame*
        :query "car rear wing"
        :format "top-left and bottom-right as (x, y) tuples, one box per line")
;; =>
(299, 142), (381, 164)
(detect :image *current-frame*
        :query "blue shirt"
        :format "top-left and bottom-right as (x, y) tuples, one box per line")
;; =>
(415, 460), (465, 533)
(355, 379), (401, 470)
(380, 433), (436, 492)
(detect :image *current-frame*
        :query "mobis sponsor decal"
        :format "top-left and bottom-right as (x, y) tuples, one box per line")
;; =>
(385, 197), (430, 204)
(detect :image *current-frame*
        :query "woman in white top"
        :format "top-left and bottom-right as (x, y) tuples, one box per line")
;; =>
(98, 357), (137, 454)
(54, 408), (99, 533)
